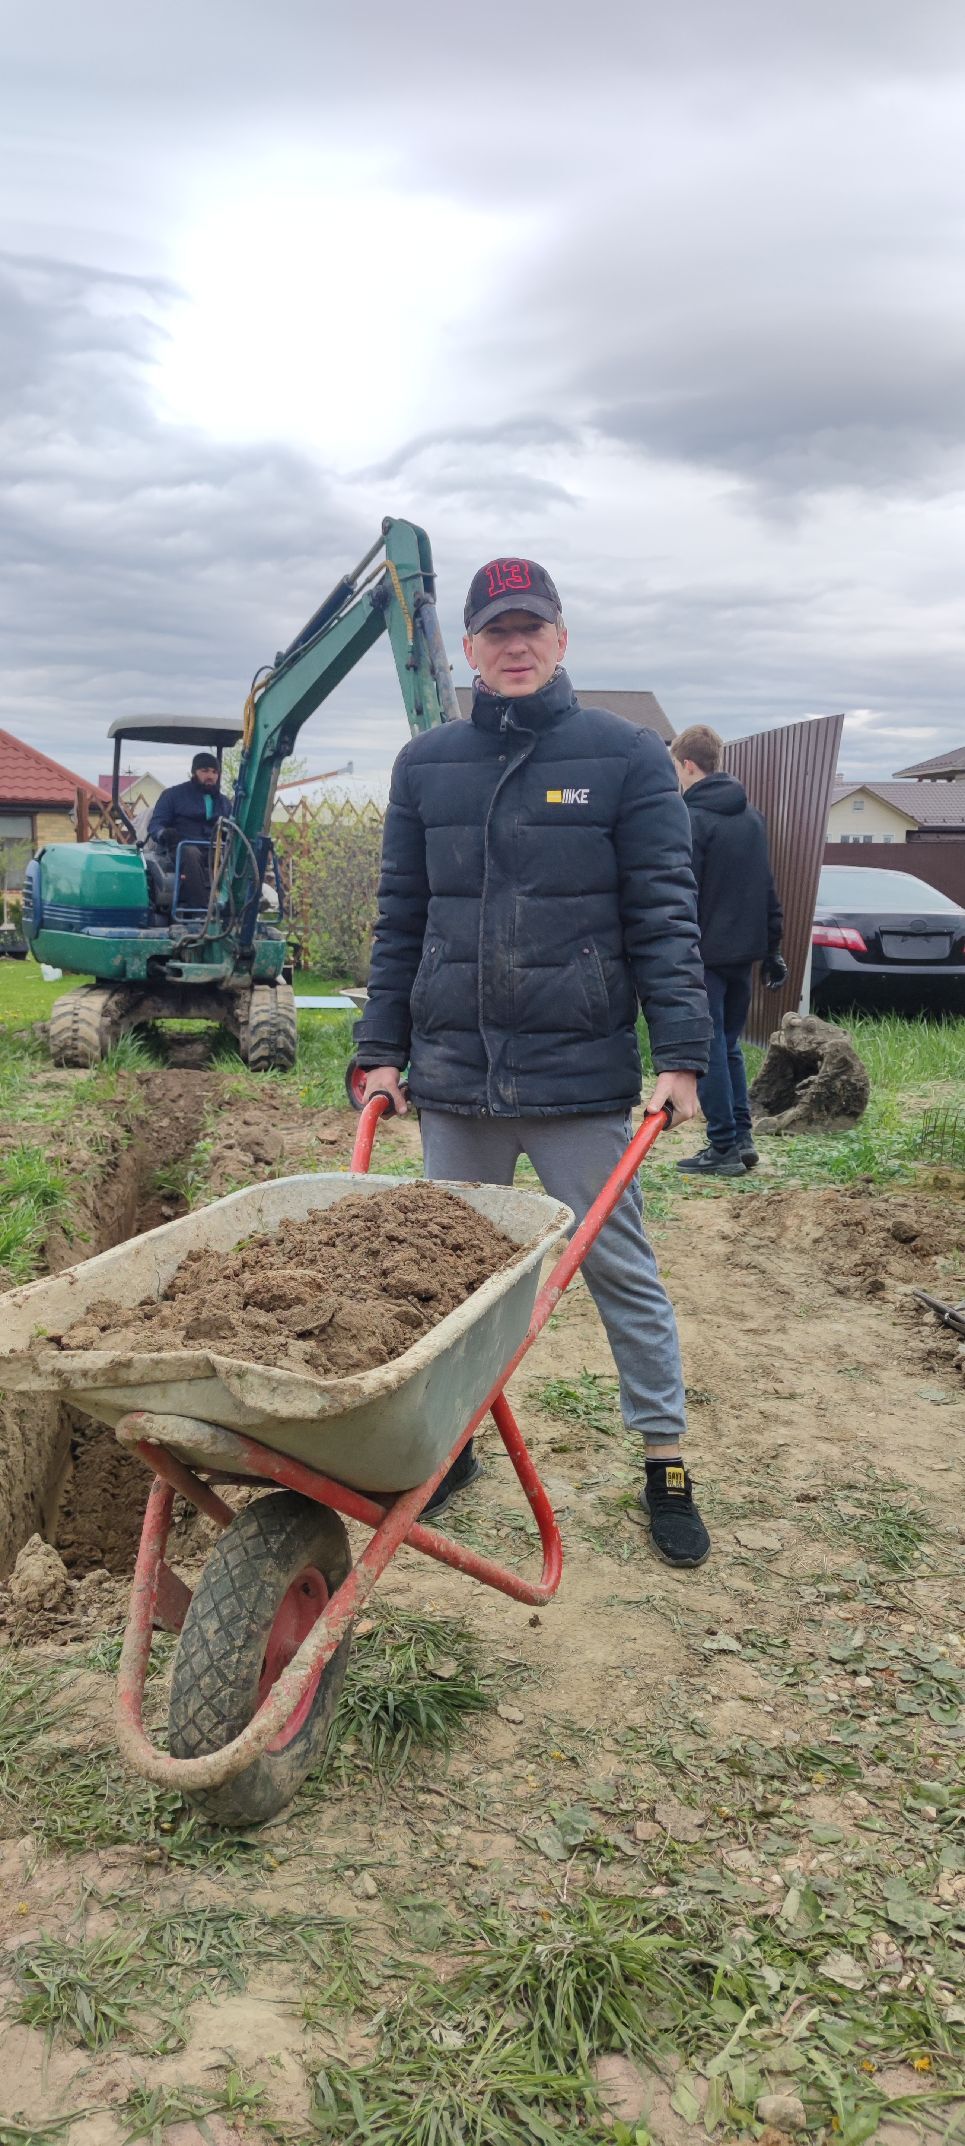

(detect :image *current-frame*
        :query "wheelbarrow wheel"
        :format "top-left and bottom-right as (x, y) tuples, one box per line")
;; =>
(168, 1491), (352, 1827)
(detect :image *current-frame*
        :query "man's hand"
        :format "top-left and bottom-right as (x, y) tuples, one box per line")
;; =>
(762, 952), (788, 992)
(361, 1066), (409, 1116)
(645, 1070), (699, 1124)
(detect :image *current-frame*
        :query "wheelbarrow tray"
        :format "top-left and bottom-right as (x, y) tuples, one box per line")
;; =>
(0, 1173), (571, 1492)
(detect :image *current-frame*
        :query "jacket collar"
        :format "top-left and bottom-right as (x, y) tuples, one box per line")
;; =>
(469, 668), (579, 736)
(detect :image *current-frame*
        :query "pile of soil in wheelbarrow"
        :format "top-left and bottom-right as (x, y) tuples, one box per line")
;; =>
(54, 1184), (522, 1379)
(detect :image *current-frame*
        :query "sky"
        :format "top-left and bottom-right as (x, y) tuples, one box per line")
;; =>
(2, 1), (964, 793)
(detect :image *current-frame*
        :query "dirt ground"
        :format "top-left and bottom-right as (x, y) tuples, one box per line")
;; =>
(0, 1073), (963, 2143)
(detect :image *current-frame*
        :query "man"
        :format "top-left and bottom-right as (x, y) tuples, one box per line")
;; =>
(355, 556), (715, 1568)
(671, 725), (785, 1179)
(148, 751), (230, 910)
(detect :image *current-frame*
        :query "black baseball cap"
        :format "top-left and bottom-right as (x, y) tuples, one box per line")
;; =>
(464, 557), (562, 634)
(191, 751), (219, 772)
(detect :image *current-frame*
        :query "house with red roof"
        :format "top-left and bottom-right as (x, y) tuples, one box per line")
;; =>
(0, 729), (108, 851)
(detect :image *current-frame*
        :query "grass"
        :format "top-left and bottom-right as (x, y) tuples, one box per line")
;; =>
(529, 1368), (622, 1437)
(0, 1142), (70, 1284)
(312, 1864), (965, 2145)
(0, 2124), (77, 2145)
(0, 958), (94, 1025)
(636, 1010), (965, 1213)
(322, 1607), (495, 1784)
(12, 1928), (184, 2053)
(0, 1655), (73, 1796)
(11, 1902), (372, 2068)
(2, 1724), (259, 1866)
(821, 1474), (930, 1572)
(0, 958), (349, 1027)
(120, 2074), (263, 2144)
(312, 2037), (590, 2144)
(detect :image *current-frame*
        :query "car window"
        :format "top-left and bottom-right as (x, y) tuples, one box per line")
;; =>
(817, 867), (962, 914)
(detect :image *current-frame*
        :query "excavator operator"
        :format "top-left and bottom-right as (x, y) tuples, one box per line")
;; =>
(147, 752), (230, 911)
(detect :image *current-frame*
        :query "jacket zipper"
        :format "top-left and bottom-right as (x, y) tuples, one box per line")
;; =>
(479, 709), (536, 1114)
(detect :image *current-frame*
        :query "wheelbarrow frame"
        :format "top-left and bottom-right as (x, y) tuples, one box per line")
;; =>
(116, 1097), (669, 1793)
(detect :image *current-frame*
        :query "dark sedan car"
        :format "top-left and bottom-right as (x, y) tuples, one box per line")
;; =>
(811, 864), (965, 1013)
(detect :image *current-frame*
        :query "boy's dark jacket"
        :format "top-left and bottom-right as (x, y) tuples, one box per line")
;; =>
(683, 772), (783, 969)
(355, 671), (713, 1117)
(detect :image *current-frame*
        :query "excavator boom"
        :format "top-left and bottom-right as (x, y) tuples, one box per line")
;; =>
(225, 517), (456, 938)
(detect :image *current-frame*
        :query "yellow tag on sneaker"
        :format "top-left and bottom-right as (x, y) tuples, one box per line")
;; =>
(665, 1465), (686, 1493)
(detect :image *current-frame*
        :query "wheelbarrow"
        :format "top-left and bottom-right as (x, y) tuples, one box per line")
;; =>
(0, 1098), (669, 1825)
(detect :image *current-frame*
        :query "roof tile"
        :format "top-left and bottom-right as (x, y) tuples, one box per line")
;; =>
(0, 729), (109, 809)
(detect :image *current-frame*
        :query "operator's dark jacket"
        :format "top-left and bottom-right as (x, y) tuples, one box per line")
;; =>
(355, 672), (713, 1117)
(148, 779), (229, 852)
(684, 773), (783, 970)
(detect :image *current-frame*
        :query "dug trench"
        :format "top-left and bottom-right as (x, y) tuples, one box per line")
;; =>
(0, 1065), (217, 1580)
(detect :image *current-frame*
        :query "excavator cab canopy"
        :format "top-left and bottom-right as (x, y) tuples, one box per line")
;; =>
(106, 715), (244, 813)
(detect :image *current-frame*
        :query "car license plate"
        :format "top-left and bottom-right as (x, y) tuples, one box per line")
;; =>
(881, 933), (951, 962)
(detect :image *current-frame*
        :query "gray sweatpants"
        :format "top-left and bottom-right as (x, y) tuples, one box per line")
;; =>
(419, 1110), (687, 1448)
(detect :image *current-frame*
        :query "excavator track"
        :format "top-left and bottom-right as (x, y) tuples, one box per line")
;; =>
(49, 985), (127, 1067)
(240, 981), (298, 1072)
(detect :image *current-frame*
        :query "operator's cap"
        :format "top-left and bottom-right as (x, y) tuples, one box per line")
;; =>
(191, 751), (219, 772)
(464, 557), (562, 634)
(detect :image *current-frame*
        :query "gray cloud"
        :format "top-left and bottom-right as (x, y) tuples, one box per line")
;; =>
(2, 2), (965, 789)
(0, 253), (395, 777)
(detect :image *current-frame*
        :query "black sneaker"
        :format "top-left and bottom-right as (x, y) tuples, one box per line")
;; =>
(421, 1442), (481, 1518)
(676, 1144), (747, 1179)
(641, 1460), (711, 1568)
(738, 1134), (760, 1169)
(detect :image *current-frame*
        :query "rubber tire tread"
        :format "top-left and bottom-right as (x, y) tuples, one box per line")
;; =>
(49, 986), (121, 1067)
(168, 1491), (352, 1826)
(242, 981), (297, 1071)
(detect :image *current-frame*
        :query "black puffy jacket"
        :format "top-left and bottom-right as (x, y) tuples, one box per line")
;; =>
(354, 672), (713, 1117)
(684, 773), (783, 969)
(148, 778), (229, 852)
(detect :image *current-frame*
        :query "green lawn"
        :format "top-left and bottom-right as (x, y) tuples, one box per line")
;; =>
(0, 959), (349, 1025)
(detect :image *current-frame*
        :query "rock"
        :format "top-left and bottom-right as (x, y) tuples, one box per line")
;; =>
(653, 1798), (706, 1842)
(240, 1128), (283, 1164)
(750, 1012), (870, 1134)
(819, 1947), (866, 1991)
(8, 1535), (70, 1611)
(734, 1525), (783, 1552)
(890, 1218), (920, 1244)
(352, 1870), (379, 1899)
(496, 1702), (525, 1725)
(592, 2052), (652, 2126)
(756, 2092), (808, 2130)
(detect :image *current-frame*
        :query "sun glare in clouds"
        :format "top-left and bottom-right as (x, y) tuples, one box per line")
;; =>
(152, 165), (522, 467)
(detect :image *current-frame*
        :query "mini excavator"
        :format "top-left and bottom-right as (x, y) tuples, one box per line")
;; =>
(23, 519), (455, 1067)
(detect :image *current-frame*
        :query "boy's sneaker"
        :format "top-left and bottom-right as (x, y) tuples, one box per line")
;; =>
(738, 1134), (760, 1169)
(421, 1441), (481, 1518)
(676, 1144), (747, 1178)
(640, 1460), (711, 1568)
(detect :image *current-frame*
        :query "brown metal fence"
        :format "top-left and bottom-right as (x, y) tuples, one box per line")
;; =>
(823, 839), (965, 908)
(722, 712), (844, 1046)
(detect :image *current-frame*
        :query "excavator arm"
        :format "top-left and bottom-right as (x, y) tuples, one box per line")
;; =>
(221, 517), (457, 943)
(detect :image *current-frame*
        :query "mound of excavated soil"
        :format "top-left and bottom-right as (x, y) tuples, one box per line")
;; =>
(726, 1183), (964, 1298)
(55, 1184), (520, 1379)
